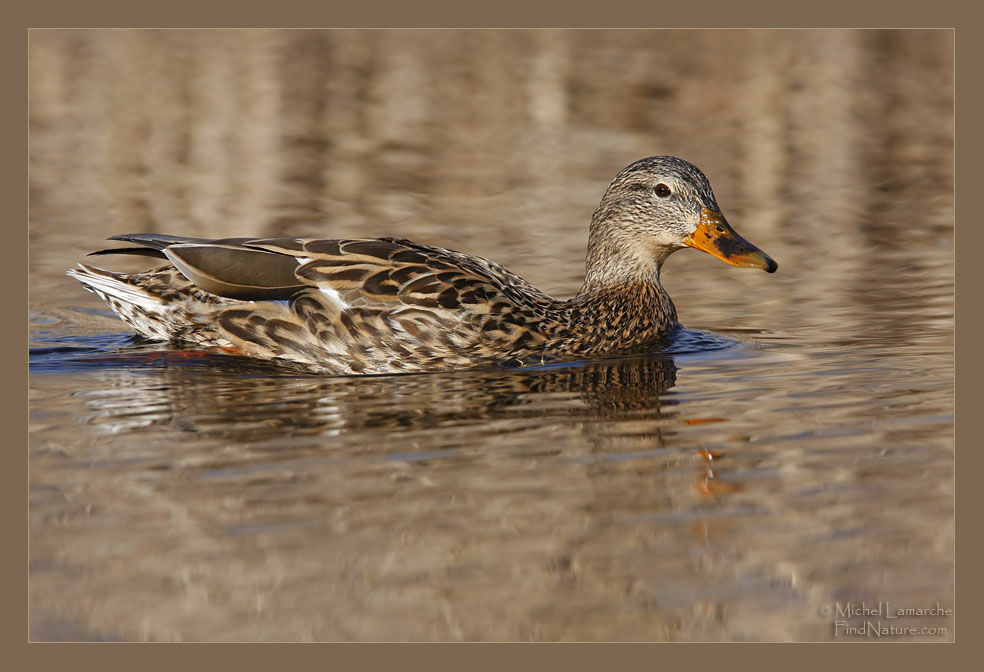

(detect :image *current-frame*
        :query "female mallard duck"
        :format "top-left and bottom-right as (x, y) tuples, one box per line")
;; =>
(68, 156), (777, 374)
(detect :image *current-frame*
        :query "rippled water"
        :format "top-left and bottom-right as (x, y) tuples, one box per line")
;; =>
(29, 29), (953, 641)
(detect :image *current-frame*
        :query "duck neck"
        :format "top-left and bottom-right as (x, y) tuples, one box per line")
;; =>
(561, 244), (678, 354)
(559, 280), (676, 354)
(578, 208), (680, 290)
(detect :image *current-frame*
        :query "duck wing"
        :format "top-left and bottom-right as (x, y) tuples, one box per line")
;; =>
(92, 234), (307, 300)
(101, 234), (553, 311)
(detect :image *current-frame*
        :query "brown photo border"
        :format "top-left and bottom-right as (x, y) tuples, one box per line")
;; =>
(11, 0), (974, 668)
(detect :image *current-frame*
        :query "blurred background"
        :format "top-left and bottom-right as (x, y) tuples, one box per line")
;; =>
(29, 29), (953, 641)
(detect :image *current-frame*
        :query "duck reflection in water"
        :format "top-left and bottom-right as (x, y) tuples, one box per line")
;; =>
(78, 329), (745, 499)
(81, 348), (678, 438)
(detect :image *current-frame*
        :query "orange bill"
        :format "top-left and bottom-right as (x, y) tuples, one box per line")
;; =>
(685, 208), (778, 273)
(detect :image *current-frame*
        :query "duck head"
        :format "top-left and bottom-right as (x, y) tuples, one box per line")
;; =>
(585, 156), (777, 285)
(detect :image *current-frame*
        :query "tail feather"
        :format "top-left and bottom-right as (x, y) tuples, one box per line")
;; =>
(67, 263), (241, 347)
(67, 264), (179, 341)
(87, 247), (169, 259)
(68, 264), (166, 312)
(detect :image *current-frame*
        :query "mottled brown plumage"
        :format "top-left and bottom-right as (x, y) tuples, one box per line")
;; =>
(68, 156), (777, 375)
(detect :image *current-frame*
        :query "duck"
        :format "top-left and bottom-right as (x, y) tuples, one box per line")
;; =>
(68, 156), (777, 375)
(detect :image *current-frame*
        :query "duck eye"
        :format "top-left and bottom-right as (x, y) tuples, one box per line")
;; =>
(654, 183), (672, 198)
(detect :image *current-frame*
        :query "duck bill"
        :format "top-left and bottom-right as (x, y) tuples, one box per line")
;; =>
(684, 208), (778, 273)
